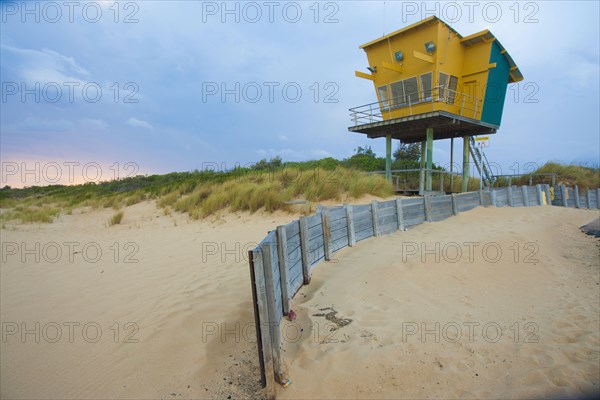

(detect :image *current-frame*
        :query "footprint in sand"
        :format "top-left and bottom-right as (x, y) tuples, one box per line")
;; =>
(530, 351), (555, 367)
(458, 295), (473, 306)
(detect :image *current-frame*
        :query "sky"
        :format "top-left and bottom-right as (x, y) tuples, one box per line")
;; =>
(1, 0), (599, 187)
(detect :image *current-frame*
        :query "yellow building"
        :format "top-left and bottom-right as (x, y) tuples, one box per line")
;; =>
(349, 16), (523, 192)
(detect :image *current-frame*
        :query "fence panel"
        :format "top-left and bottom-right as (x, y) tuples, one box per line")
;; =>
(480, 190), (492, 207)
(494, 188), (508, 207)
(430, 195), (453, 221)
(589, 190), (598, 209)
(552, 186), (563, 206)
(329, 209), (349, 257)
(305, 214), (325, 265)
(259, 232), (283, 322)
(377, 200), (398, 234)
(511, 187), (525, 207)
(284, 221), (304, 297)
(402, 197), (426, 227)
(327, 207), (347, 222)
(527, 186), (538, 206)
(456, 192), (480, 212)
(566, 187), (576, 208)
(354, 205), (375, 242)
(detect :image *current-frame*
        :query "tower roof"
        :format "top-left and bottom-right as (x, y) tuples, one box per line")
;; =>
(359, 16), (523, 83)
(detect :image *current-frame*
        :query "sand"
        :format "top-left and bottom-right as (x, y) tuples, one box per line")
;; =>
(279, 206), (600, 399)
(1, 202), (599, 399)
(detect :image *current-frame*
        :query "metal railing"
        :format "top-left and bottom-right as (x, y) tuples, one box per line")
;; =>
(469, 136), (495, 188)
(493, 173), (557, 188)
(350, 86), (481, 126)
(370, 168), (463, 195)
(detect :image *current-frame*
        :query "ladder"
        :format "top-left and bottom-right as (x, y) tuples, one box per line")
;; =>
(469, 136), (496, 187)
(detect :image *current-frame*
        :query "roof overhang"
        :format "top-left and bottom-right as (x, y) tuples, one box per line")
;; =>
(359, 16), (445, 49)
(460, 29), (523, 83)
(358, 16), (523, 83)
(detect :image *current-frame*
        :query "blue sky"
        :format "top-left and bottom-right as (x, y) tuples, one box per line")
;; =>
(1, 1), (599, 187)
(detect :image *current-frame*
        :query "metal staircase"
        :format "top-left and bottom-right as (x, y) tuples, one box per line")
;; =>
(469, 136), (496, 187)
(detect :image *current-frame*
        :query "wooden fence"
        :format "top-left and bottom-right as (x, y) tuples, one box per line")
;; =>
(248, 184), (599, 398)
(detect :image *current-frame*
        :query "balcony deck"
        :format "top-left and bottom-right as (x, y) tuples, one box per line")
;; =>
(348, 110), (498, 143)
(348, 87), (498, 143)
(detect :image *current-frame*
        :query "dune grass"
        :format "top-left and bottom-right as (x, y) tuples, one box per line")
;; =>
(0, 205), (61, 224)
(532, 162), (599, 189)
(1, 161), (596, 225)
(162, 167), (393, 218)
(109, 211), (124, 226)
(0, 166), (394, 222)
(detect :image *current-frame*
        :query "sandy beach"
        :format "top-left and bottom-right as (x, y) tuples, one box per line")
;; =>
(1, 202), (599, 399)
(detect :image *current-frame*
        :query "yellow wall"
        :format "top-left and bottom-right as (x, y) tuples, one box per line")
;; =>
(362, 20), (492, 121)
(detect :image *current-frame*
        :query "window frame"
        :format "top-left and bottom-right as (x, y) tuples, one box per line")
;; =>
(438, 72), (449, 101)
(377, 84), (391, 110)
(447, 75), (458, 105)
(403, 77), (420, 105)
(389, 80), (405, 108)
(420, 72), (433, 102)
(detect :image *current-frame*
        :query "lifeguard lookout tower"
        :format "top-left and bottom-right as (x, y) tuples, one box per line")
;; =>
(349, 16), (523, 193)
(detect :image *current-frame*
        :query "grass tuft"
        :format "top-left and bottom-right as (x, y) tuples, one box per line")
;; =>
(109, 211), (124, 226)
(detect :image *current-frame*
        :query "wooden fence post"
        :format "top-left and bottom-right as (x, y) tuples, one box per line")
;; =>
(276, 226), (290, 316)
(249, 250), (276, 398)
(586, 188), (591, 209)
(395, 198), (405, 231)
(451, 193), (459, 215)
(561, 185), (568, 207)
(423, 195), (432, 222)
(298, 217), (311, 284)
(574, 185), (580, 208)
(345, 204), (356, 246)
(371, 201), (380, 236)
(261, 243), (284, 384)
(321, 211), (332, 261)
(522, 185), (529, 207)
(507, 186), (514, 207)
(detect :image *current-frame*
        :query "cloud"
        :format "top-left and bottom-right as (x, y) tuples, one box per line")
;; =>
(79, 118), (108, 131)
(1, 44), (90, 85)
(125, 117), (153, 130)
(2, 116), (74, 133)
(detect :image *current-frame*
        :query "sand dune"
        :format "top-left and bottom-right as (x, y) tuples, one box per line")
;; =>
(1, 202), (291, 399)
(1, 202), (598, 399)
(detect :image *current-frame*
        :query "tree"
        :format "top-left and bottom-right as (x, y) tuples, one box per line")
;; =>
(343, 146), (385, 171)
(354, 146), (376, 158)
(251, 156), (283, 171)
(393, 143), (421, 163)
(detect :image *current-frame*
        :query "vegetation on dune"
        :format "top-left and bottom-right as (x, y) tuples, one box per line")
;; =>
(527, 162), (599, 189)
(0, 152), (395, 223)
(0, 205), (61, 224)
(109, 211), (124, 226)
(158, 167), (393, 219)
(0, 146), (597, 225)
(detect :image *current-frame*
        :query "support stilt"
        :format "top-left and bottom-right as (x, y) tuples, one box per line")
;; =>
(426, 128), (433, 192)
(420, 141), (426, 195)
(462, 135), (469, 193)
(450, 137), (454, 192)
(385, 134), (392, 183)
